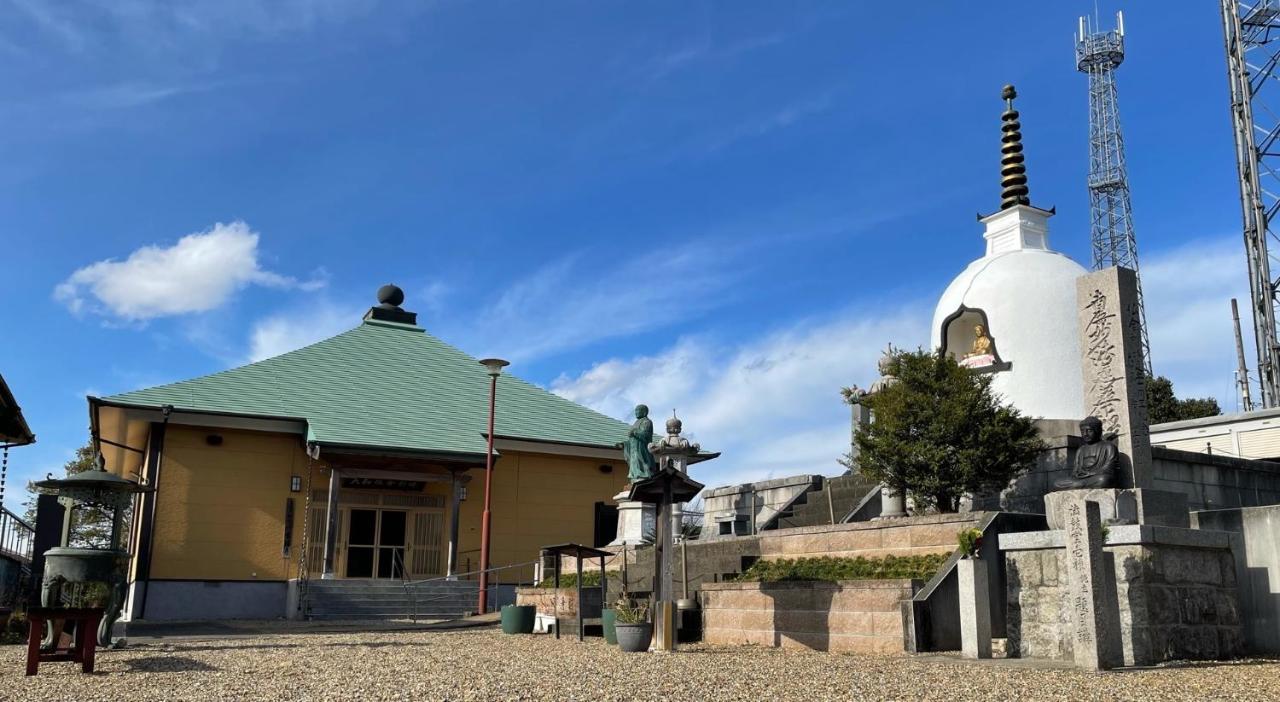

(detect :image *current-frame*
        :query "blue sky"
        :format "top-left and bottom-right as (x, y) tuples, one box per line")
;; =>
(0, 1), (1252, 491)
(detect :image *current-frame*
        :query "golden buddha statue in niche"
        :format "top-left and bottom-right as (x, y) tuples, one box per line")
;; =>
(965, 324), (993, 359)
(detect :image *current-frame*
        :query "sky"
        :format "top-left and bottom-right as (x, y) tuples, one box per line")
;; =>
(0, 1), (1255, 495)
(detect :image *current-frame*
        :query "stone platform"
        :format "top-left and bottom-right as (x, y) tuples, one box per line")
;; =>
(1000, 524), (1245, 665)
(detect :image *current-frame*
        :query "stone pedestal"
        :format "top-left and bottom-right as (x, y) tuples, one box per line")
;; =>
(1044, 488), (1189, 530)
(1062, 499), (1121, 670)
(611, 491), (656, 546)
(1077, 267), (1153, 488)
(877, 485), (908, 519)
(958, 557), (992, 659)
(1001, 523), (1245, 667)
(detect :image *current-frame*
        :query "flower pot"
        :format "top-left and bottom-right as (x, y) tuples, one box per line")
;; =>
(500, 605), (536, 635)
(602, 608), (618, 645)
(615, 622), (652, 652)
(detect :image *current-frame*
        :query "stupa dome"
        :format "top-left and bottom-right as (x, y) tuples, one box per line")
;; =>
(931, 205), (1087, 419)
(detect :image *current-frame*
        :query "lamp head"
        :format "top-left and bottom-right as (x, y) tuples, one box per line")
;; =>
(479, 358), (510, 377)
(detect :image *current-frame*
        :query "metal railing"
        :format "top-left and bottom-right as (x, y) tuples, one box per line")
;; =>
(402, 560), (538, 622)
(0, 506), (35, 564)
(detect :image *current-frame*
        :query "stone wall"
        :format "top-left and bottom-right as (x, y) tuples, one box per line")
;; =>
(701, 475), (821, 539)
(1152, 447), (1280, 511)
(515, 586), (604, 619)
(699, 579), (919, 654)
(1003, 527), (1245, 665)
(1191, 505), (1280, 653)
(558, 513), (984, 597)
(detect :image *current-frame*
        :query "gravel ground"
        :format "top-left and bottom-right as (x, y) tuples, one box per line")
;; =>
(2, 629), (1279, 701)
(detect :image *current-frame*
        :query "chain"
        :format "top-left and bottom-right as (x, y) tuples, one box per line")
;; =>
(295, 448), (317, 615)
(0, 443), (8, 512)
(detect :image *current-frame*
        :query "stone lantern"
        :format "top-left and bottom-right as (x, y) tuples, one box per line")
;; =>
(33, 455), (151, 647)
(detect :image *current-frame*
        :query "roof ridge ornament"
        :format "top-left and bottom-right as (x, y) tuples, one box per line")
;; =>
(363, 283), (418, 325)
(1000, 84), (1031, 210)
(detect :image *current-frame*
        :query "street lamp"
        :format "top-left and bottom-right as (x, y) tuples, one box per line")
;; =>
(476, 357), (509, 614)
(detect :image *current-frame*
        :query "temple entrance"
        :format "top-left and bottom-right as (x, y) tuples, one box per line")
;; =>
(344, 508), (407, 579)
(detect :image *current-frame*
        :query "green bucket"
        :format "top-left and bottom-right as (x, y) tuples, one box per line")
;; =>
(501, 605), (536, 635)
(602, 608), (618, 645)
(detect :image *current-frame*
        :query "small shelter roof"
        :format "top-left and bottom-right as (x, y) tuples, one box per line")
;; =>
(541, 543), (613, 559)
(0, 373), (35, 446)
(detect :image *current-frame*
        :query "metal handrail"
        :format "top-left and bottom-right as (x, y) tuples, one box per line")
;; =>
(0, 506), (35, 563)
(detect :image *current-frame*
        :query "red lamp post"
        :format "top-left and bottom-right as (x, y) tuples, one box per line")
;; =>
(476, 357), (509, 614)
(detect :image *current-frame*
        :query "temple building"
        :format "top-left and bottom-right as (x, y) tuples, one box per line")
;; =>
(89, 286), (633, 620)
(931, 86), (1087, 420)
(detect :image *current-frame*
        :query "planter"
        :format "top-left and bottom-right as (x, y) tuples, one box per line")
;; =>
(500, 605), (537, 635)
(615, 622), (652, 653)
(602, 608), (618, 645)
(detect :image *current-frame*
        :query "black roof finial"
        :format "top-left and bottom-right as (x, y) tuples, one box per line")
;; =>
(999, 84), (1031, 210)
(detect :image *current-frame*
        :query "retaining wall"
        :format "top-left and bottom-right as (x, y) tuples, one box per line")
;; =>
(699, 579), (920, 654)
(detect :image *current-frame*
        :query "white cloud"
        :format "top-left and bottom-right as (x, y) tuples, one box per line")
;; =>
(552, 304), (930, 488)
(248, 303), (358, 362)
(55, 221), (324, 322)
(1142, 237), (1249, 407)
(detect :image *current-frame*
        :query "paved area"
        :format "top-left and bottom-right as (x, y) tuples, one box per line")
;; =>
(2, 628), (1279, 701)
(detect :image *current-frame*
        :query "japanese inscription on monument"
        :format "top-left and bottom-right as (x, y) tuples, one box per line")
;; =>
(1062, 498), (1119, 670)
(1076, 267), (1152, 488)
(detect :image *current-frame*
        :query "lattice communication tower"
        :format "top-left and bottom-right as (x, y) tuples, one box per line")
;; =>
(1076, 10), (1152, 376)
(1223, 0), (1280, 407)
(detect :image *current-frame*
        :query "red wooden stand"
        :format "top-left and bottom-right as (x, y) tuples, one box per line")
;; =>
(25, 607), (103, 676)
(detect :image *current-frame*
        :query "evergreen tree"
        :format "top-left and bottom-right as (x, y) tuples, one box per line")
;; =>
(851, 349), (1044, 513)
(24, 442), (122, 548)
(1146, 375), (1221, 424)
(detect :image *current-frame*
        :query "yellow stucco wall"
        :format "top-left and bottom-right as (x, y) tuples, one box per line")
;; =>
(147, 426), (306, 581)
(143, 425), (627, 584)
(454, 451), (629, 583)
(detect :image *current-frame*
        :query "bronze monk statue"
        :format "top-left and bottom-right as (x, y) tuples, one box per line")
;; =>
(619, 404), (657, 483)
(1053, 416), (1119, 490)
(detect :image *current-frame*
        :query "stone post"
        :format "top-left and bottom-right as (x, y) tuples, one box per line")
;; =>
(1063, 499), (1120, 670)
(1077, 267), (1153, 488)
(957, 557), (992, 659)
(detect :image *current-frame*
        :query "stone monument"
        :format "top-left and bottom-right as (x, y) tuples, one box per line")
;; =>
(1061, 499), (1121, 670)
(1076, 267), (1152, 489)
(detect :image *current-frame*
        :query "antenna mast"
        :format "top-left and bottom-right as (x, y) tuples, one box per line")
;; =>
(1076, 10), (1152, 376)
(1233, 298), (1256, 411)
(1223, 0), (1280, 407)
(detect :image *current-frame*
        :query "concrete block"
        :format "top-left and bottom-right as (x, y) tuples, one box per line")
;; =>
(958, 558), (992, 659)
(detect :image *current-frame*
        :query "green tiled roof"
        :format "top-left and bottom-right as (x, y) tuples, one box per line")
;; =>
(104, 318), (630, 457)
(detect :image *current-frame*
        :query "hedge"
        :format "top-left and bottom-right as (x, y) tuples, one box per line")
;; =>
(734, 553), (947, 583)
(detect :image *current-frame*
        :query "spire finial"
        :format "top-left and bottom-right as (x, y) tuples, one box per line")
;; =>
(1000, 84), (1031, 210)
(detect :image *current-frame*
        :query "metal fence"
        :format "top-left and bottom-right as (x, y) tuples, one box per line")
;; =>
(0, 506), (35, 563)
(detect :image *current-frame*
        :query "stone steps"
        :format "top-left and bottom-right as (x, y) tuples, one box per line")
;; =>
(305, 580), (478, 620)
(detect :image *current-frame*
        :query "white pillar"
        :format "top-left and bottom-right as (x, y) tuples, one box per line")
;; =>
(958, 557), (992, 659)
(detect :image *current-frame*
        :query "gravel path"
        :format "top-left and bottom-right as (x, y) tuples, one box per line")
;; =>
(2, 629), (1279, 701)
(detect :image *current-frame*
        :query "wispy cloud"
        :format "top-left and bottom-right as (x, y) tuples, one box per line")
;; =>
(2, 0), (388, 53)
(247, 302), (358, 362)
(55, 220), (326, 322)
(454, 241), (750, 363)
(641, 32), (790, 82)
(701, 91), (836, 155)
(552, 303), (931, 488)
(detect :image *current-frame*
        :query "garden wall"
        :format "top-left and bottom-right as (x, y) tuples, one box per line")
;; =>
(699, 579), (921, 654)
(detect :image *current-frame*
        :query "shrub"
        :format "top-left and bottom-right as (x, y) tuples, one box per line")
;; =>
(734, 554), (947, 583)
(957, 528), (984, 558)
(613, 595), (649, 624)
(536, 571), (622, 590)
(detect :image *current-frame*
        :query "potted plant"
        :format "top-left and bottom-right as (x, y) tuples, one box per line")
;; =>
(612, 595), (652, 653)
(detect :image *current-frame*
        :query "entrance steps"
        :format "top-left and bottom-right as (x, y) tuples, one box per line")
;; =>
(305, 579), (478, 620)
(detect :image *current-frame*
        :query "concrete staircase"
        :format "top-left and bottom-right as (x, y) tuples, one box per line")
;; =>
(305, 579), (478, 621)
(766, 474), (881, 531)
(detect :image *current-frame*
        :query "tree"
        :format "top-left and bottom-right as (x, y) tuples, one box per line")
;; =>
(1146, 375), (1221, 425)
(850, 349), (1044, 513)
(24, 442), (122, 549)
